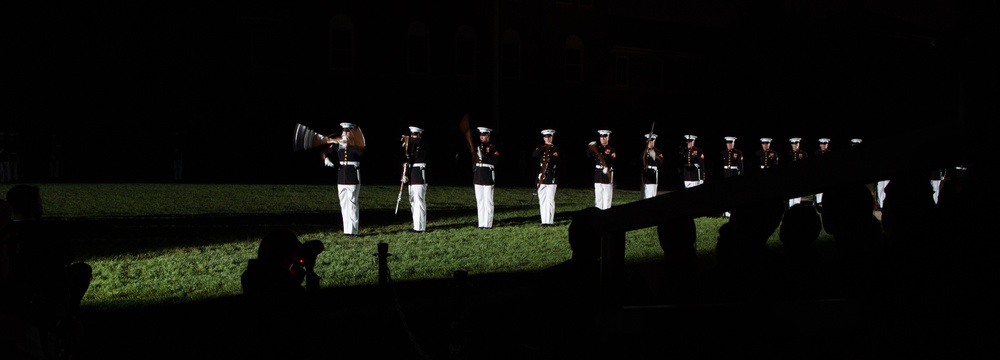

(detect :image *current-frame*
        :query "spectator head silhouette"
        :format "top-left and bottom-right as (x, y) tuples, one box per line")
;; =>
(779, 204), (822, 252)
(6, 184), (42, 220)
(716, 197), (785, 270)
(256, 228), (302, 270)
(880, 171), (937, 240)
(657, 215), (698, 273)
(819, 183), (876, 237)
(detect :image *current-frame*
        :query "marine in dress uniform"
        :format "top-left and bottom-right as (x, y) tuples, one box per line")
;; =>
(787, 137), (809, 207)
(813, 138), (832, 207)
(756, 138), (779, 171)
(680, 135), (705, 188)
(473, 127), (499, 228)
(322, 122), (364, 236)
(641, 133), (664, 199)
(588, 130), (616, 210)
(404, 126), (428, 232)
(532, 129), (559, 225)
(720, 136), (743, 218)
(721, 136), (744, 179)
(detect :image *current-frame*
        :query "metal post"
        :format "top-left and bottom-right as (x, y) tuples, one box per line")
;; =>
(376, 242), (391, 287)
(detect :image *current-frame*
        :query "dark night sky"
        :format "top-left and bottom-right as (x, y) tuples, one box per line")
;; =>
(6, 1), (993, 186)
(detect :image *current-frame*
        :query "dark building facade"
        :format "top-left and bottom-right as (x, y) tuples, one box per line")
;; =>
(7, 1), (971, 186)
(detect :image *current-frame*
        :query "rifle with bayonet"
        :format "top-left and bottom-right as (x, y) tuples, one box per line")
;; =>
(394, 135), (410, 214)
(588, 141), (612, 184)
(533, 143), (553, 196)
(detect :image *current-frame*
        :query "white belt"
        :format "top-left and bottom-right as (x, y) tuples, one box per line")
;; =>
(954, 166), (967, 170)
(646, 166), (657, 170)
(340, 161), (359, 166)
(411, 163), (426, 168)
(476, 163), (494, 169)
(760, 166), (767, 169)
(723, 166), (739, 169)
(596, 165), (610, 169)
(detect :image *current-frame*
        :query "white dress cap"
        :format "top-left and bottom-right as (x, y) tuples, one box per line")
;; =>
(724, 136), (737, 142)
(409, 126), (423, 133)
(684, 135), (697, 141)
(541, 129), (556, 136)
(789, 137), (802, 143)
(340, 122), (356, 130)
(477, 127), (492, 134)
(644, 133), (658, 139)
(851, 138), (863, 144)
(597, 130), (612, 136)
(818, 138), (831, 143)
(760, 138), (773, 143)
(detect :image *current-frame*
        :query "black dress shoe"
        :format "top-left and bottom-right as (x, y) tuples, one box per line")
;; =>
(410, 229), (424, 233)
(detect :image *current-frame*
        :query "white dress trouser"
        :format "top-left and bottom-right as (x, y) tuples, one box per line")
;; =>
(789, 197), (802, 208)
(338, 184), (360, 235)
(930, 179), (941, 204)
(642, 184), (658, 199)
(594, 183), (613, 210)
(475, 184), (494, 228)
(409, 184), (427, 231)
(537, 184), (556, 224)
(815, 193), (823, 205)
(684, 180), (703, 188)
(876, 180), (890, 209)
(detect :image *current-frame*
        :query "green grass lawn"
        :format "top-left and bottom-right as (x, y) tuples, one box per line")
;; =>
(3, 183), (830, 311)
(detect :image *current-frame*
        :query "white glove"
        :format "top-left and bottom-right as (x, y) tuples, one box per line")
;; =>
(324, 158), (335, 167)
(402, 176), (409, 183)
(694, 163), (700, 168)
(588, 141), (597, 146)
(647, 149), (655, 158)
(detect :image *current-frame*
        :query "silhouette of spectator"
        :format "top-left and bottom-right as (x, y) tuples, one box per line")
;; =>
(550, 207), (603, 291)
(239, 228), (323, 358)
(880, 171), (938, 247)
(775, 204), (823, 299)
(712, 196), (785, 301)
(715, 197), (785, 272)
(241, 228), (322, 306)
(817, 182), (882, 297)
(936, 164), (970, 209)
(779, 204), (822, 251)
(862, 168), (983, 358)
(1, 184), (92, 360)
(653, 215), (700, 303)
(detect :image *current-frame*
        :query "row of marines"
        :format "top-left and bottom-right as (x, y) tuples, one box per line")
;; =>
(317, 122), (868, 235)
